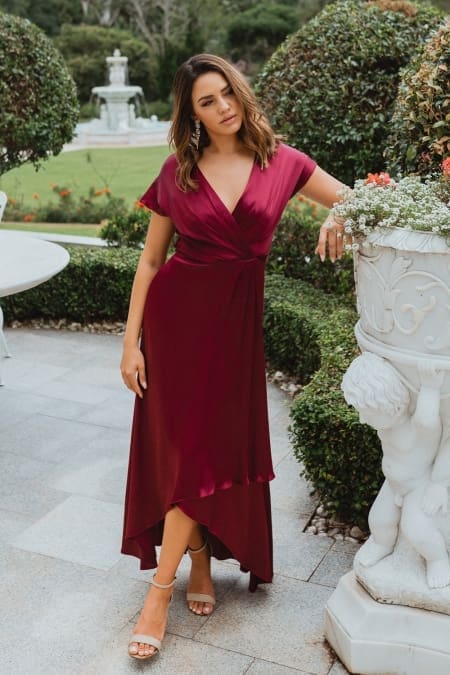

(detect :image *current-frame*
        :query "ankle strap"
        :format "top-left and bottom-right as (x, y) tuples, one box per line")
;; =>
(151, 573), (176, 589)
(188, 540), (207, 555)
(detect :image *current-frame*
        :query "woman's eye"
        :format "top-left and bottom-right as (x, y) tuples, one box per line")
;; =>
(201, 100), (212, 107)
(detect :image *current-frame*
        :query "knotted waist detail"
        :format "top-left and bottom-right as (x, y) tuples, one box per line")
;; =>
(174, 236), (267, 265)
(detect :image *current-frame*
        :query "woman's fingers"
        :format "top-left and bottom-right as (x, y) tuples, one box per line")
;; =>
(316, 218), (346, 262)
(120, 348), (147, 398)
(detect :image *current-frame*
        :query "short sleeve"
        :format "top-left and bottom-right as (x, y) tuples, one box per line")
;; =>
(139, 154), (177, 217)
(283, 145), (317, 197)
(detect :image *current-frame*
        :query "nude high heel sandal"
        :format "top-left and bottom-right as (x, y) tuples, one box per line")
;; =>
(187, 540), (216, 614)
(128, 574), (175, 660)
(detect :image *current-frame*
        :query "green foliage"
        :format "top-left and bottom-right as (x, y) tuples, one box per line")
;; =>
(267, 199), (355, 300)
(264, 274), (340, 381)
(54, 24), (158, 103)
(264, 273), (382, 523)
(385, 19), (450, 176)
(140, 99), (173, 121)
(0, 0), (83, 36)
(5, 184), (128, 224)
(290, 307), (383, 524)
(100, 206), (151, 247)
(227, 2), (300, 62)
(0, 12), (79, 176)
(256, 0), (443, 185)
(2, 246), (140, 322)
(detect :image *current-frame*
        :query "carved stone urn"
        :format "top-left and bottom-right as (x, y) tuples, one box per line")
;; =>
(325, 227), (450, 674)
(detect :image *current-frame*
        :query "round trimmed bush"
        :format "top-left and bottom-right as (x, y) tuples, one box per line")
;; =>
(0, 12), (79, 175)
(385, 19), (450, 176)
(255, 0), (442, 185)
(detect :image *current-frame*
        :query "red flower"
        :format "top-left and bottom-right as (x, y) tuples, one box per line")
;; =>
(366, 172), (392, 186)
(24, 214), (34, 222)
(441, 157), (450, 177)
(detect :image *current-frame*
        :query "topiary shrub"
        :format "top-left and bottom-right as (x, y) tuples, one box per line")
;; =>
(385, 19), (450, 177)
(255, 0), (442, 185)
(2, 246), (140, 323)
(0, 12), (79, 175)
(290, 306), (382, 525)
(267, 198), (355, 302)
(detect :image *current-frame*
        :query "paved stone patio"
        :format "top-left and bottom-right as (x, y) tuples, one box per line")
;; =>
(0, 327), (355, 674)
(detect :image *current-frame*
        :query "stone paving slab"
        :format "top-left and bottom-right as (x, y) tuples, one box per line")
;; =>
(0, 327), (350, 674)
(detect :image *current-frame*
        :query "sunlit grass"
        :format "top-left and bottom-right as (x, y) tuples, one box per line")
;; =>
(0, 145), (171, 211)
(1, 221), (101, 237)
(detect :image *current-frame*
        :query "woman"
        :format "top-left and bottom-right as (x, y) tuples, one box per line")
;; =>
(120, 53), (345, 660)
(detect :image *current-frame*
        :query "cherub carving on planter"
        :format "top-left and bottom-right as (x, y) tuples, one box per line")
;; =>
(342, 352), (450, 588)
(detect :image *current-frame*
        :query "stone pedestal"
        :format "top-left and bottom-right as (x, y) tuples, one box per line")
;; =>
(325, 572), (450, 675)
(327, 227), (450, 673)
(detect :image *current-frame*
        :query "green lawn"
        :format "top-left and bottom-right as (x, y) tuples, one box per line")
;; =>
(0, 145), (171, 211)
(1, 221), (101, 237)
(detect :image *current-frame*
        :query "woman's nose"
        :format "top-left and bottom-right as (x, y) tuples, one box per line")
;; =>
(218, 96), (231, 112)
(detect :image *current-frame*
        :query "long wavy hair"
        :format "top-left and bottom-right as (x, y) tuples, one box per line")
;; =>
(168, 53), (279, 191)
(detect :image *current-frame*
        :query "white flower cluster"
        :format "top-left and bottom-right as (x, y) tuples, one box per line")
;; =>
(332, 176), (450, 245)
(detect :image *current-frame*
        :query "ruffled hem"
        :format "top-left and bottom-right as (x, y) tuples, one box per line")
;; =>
(121, 480), (273, 591)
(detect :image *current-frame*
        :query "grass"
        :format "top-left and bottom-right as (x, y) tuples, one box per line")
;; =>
(1, 221), (101, 237)
(0, 145), (171, 211)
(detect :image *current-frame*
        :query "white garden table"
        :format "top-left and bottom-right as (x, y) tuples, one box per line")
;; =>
(0, 230), (70, 385)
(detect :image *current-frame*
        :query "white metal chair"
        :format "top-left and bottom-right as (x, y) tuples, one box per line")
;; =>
(0, 191), (12, 382)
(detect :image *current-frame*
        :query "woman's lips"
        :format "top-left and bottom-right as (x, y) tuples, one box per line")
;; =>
(221, 114), (237, 124)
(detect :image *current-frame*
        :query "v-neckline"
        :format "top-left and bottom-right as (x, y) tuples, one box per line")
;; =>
(196, 157), (257, 217)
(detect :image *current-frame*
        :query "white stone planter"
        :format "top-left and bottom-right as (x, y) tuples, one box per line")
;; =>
(325, 227), (450, 674)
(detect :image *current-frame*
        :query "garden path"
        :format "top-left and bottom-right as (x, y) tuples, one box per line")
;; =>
(0, 327), (354, 674)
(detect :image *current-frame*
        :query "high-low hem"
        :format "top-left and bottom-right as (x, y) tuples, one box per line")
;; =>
(121, 479), (273, 591)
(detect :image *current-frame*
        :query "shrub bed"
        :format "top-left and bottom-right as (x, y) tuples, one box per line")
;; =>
(385, 19), (450, 177)
(267, 199), (355, 302)
(289, 306), (382, 525)
(256, 0), (442, 185)
(2, 246), (139, 323)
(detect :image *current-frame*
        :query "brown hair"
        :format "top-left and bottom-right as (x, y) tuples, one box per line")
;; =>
(168, 53), (279, 191)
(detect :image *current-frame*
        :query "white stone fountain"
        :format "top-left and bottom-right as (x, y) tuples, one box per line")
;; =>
(73, 49), (170, 146)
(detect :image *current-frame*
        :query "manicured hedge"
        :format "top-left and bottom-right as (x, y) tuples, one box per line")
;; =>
(289, 306), (382, 525)
(265, 274), (382, 524)
(2, 246), (139, 323)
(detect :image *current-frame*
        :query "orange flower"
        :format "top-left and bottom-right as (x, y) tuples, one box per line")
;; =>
(94, 189), (103, 196)
(32, 192), (39, 200)
(441, 157), (450, 177)
(366, 172), (392, 186)
(59, 189), (71, 197)
(24, 214), (34, 222)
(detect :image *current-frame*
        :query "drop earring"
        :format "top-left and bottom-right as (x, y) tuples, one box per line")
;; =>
(192, 118), (201, 150)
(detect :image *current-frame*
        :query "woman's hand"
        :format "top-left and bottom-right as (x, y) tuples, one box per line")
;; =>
(121, 344), (147, 399)
(315, 215), (346, 263)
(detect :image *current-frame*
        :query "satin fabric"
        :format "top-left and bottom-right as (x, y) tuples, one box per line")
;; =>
(121, 143), (316, 589)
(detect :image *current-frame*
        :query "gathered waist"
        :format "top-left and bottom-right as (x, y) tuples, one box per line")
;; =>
(174, 237), (267, 266)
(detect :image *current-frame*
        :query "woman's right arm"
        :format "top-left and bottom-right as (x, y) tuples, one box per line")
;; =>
(120, 211), (175, 398)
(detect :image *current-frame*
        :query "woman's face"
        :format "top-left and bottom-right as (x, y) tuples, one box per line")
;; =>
(191, 71), (243, 139)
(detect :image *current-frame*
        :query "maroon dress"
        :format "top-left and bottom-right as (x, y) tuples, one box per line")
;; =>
(121, 143), (316, 590)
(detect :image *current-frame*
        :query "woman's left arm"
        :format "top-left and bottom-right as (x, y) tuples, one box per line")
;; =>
(299, 166), (348, 263)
